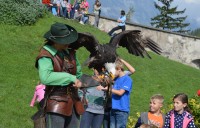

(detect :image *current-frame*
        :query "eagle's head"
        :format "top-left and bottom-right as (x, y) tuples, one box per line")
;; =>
(104, 62), (116, 78)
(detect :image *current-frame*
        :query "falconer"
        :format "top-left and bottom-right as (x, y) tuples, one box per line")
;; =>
(35, 22), (83, 128)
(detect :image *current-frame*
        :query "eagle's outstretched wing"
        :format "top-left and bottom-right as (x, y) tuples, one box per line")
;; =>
(69, 32), (99, 56)
(109, 30), (162, 58)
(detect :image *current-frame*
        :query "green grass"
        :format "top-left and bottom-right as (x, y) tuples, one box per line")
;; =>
(0, 15), (200, 127)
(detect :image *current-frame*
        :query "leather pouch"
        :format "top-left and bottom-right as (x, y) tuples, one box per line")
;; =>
(46, 95), (73, 116)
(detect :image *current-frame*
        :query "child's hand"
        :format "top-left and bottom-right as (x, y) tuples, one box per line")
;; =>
(96, 85), (108, 91)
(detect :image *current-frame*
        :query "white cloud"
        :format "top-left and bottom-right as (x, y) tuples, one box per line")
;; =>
(184, 0), (200, 4)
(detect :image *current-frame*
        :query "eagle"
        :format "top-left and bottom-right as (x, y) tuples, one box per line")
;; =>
(69, 30), (162, 73)
(70, 30), (162, 102)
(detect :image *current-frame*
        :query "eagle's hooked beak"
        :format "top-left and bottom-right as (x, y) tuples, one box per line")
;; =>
(104, 62), (116, 78)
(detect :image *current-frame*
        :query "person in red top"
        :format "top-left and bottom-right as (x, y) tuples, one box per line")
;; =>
(42, 0), (50, 4)
(80, 0), (89, 13)
(79, 0), (89, 24)
(41, 0), (51, 11)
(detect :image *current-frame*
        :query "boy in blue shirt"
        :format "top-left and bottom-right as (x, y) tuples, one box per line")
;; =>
(99, 58), (133, 128)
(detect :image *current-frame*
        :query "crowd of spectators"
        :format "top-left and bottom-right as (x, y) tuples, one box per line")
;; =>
(41, 0), (92, 25)
(40, 0), (103, 26)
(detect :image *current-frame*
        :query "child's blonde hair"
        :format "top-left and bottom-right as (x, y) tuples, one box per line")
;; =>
(115, 58), (124, 71)
(150, 94), (164, 104)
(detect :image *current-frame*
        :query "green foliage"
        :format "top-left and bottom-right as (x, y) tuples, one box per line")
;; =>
(127, 115), (138, 128)
(151, 0), (190, 33)
(0, 0), (47, 25)
(188, 96), (200, 127)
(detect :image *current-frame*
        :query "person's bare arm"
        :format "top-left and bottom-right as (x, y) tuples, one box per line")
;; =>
(117, 19), (122, 23)
(112, 89), (125, 96)
(120, 58), (135, 74)
(97, 86), (125, 96)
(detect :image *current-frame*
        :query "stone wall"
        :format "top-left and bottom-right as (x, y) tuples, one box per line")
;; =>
(89, 15), (200, 69)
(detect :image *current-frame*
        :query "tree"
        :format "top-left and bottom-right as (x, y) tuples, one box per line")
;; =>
(151, 0), (190, 33)
(190, 28), (200, 37)
(126, 6), (134, 23)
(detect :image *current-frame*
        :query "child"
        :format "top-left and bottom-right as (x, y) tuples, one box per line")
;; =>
(102, 58), (135, 128)
(79, 69), (105, 128)
(30, 82), (45, 107)
(135, 94), (165, 128)
(98, 58), (134, 128)
(164, 93), (196, 128)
